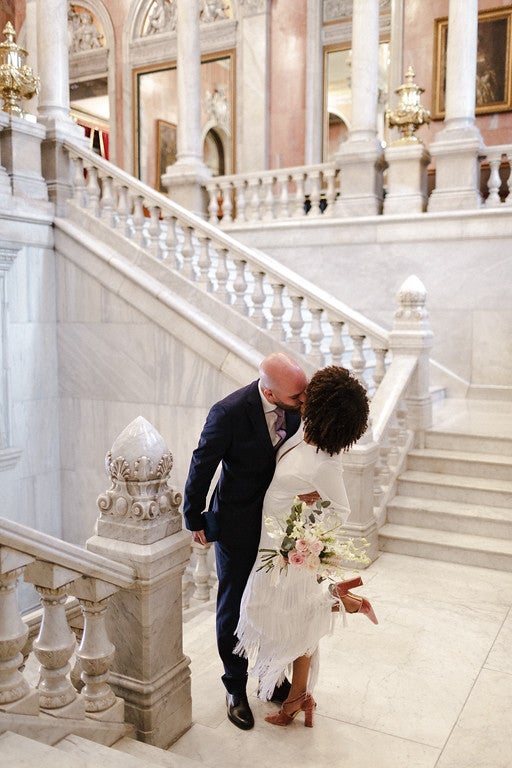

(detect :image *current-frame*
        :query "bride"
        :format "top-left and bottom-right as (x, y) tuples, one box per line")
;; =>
(234, 365), (377, 728)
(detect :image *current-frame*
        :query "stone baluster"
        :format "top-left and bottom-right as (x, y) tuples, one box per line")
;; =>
(24, 561), (84, 715)
(99, 175), (115, 227)
(349, 332), (367, 384)
(116, 185), (131, 238)
(276, 173), (290, 218)
(329, 319), (345, 365)
(85, 165), (100, 217)
(87, 416), (191, 747)
(373, 347), (388, 387)
(323, 166), (337, 213)
(269, 283), (286, 340)
(0, 548), (38, 712)
(234, 180), (247, 223)
(261, 176), (275, 221)
(308, 306), (324, 361)
(219, 182), (233, 224)
(147, 206), (165, 260)
(182, 562), (194, 611)
(131, 195), (146, 248)
(233, 258), (248, 314)
(485, 152), (503, 207)
(71, 155), (86, 206)
(306, 170), (321, 217)
(191, 543), (211, 602)
(215, 246), (230, 302)
(289, 295), (305, 351)
(250, 269), (266, 326)
(196, 236), (211, 289)
(292, 172), (305, 217)
(205, 181), (220, 223)
(247, 178), (261, 221)
(164, 214), (178, 264)
(181, 226), (196, 280)
(70, 578), (119, 715)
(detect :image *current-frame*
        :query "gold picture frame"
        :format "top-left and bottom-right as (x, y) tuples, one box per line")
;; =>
(156, 119), (177, 192)
(432, 6), (512, 119)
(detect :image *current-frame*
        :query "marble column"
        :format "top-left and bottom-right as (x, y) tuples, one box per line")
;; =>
(161, 0), (210, 216)
(333, 0), (386, 216)
(428, 0), (483, 211)
(35, 0), (85, 212)
(236, 0), (271, 172)
(305, 0), (323, 165)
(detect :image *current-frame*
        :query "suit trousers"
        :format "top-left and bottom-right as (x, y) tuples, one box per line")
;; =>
(215, 539), (259, 695)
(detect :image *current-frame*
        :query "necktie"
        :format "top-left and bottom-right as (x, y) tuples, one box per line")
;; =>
(274, 407), (286, 446)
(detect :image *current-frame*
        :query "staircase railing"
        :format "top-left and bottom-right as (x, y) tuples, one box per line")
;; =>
(0, 416), (192, 749)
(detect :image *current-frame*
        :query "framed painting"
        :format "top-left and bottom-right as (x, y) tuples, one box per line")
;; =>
(432, 7), (512, 119)
(155, 119), (177, 192)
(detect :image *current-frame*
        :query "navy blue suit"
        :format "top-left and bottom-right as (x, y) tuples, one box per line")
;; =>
(183, 379), (300, 694)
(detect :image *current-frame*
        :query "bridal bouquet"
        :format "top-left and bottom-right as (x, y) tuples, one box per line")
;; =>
(258, 496), (370, 584)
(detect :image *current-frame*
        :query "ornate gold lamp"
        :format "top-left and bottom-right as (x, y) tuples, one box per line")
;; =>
(385, 66), (430, 145)
(0, 21), (40, 116)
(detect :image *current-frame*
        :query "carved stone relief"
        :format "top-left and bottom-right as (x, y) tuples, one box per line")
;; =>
(68, 5), (104, 52)
(323, 0), (390, 24)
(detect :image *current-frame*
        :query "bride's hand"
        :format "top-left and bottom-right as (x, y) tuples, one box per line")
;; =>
(297, 490), (320, 506)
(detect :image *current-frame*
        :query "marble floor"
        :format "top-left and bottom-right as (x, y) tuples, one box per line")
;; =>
(173, 399), (512, 768)
(175, 552), (512, 768)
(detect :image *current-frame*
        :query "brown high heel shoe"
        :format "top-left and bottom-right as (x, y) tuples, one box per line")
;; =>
(330, 578), (378, 625)
(265, 691), (316, 728)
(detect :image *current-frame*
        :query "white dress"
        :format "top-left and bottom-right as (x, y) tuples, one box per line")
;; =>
(235, 430), (351, 700)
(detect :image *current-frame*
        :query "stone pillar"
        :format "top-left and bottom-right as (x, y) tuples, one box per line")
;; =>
(305, 0), (323, 165)
(0, 115), (48, 200)
(86, 416), (192, 748)
(334, 0), (385, 216)
(428, 0), (483, 211)
(236, 0), (271, 172)
(161, 0), (210, 216)
(35, 0), (85, 212)
(342, 429), (380, 564)
(389, 275), (433, 447)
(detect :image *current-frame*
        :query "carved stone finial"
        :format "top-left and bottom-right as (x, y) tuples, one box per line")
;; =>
(96, 417), (182, 544)
(394, 275), (430, 331)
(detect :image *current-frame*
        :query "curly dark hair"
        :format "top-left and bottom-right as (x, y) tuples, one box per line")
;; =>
(302, 366), (369, 456)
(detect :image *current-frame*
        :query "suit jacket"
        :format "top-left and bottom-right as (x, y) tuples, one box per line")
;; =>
(183, 379), (301, 548)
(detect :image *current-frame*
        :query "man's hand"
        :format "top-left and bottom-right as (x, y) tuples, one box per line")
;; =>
(192, 529), (208, 546)
(297, 490), (321, 506)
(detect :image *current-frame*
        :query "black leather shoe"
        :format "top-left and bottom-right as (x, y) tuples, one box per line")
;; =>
(270, 677), (291, 704)
(226, 693), (254, 730)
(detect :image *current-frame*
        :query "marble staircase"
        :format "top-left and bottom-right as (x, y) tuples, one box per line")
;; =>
(0, 730), (202, 767)
(379, 399), (512, 571)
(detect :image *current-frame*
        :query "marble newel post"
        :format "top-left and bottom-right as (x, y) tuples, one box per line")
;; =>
(86, 417), (192, 748)
(333, 0), (386, 216)
(428, 0), (483, 211)
(161, 0), (210, 216)
(35, 0), (86, 213)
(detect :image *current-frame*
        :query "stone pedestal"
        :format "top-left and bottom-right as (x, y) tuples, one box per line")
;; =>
(86, 531), (192, 747)
(384, 141), (431, 214)
(428, 131), (483, 211)
(342, 430), (380, 564)
(161, 165), (210, 219)
(334, 139), (386, 216)
(0, 115), (48, 200)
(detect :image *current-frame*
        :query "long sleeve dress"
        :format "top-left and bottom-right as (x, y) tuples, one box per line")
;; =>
(234, 430), (351, 700)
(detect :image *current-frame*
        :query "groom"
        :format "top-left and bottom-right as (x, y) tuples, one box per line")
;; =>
(183, 352), (308, 730)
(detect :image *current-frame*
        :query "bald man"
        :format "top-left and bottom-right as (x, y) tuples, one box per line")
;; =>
(183, 353), (308, 730)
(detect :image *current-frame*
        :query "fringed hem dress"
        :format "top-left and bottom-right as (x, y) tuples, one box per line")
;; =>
(234, 429), (351, 701)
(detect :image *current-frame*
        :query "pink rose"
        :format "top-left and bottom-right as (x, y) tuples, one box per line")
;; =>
(295, 539), (309, 553)
(308, 540), (323, 556)
(288, 550), (306, 567)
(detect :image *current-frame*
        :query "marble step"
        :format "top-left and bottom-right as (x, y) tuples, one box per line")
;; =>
(386, 496), (512, 539)
(397, 470), (512, 508)
(0, 731), (90, 768)
(379, 523), (512, 572)
(425, 430), (512, 457)
(407, 448), (512, 481)
(112, 735), (202, 767)
(57, 733), (199, 768)
(0, 711), (132, 746)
